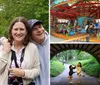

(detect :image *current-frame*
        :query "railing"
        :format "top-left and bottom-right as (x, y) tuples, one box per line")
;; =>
(63, 34), (90, 42)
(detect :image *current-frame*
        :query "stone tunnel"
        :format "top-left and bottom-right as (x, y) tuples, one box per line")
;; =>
(50, 44), (100, 63)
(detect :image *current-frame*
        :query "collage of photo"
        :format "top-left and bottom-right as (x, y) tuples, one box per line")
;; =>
(50, 0), (100, 85)
(0, 0), (100, 85)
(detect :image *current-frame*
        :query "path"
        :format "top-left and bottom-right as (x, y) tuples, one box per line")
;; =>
(50, 64), (100, 85)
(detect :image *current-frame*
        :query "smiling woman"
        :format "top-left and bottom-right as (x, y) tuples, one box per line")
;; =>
(0, 17), (40, 85)
(11, 22), (27, 43)
(8, 17), (30, 46)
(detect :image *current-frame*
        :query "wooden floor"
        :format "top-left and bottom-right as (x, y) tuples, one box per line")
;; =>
(51, 31), (100, 42)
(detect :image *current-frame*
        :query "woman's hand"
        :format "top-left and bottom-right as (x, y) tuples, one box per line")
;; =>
(9, 68), (25, 77)
(3, 39), (11, 53)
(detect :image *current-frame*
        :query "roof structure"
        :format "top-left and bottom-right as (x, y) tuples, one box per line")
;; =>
(50, 0), (100, 19)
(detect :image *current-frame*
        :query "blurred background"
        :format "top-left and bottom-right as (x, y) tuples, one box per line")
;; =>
(0, 0), (49, 37)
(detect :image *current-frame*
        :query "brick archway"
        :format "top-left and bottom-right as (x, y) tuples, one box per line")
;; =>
(51, 44), (100, 63)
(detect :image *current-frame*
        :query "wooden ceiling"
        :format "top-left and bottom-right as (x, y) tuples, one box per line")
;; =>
(50, 0), (100, 19)
(51, 44), (100, 63)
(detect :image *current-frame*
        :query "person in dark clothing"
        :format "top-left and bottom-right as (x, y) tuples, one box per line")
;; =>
(68, 65), (76, 83)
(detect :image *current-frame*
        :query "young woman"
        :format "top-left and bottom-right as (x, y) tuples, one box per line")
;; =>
(76, 62), (82, 83)
(68, 65), (76, 83)
(0, 17), (40, 85)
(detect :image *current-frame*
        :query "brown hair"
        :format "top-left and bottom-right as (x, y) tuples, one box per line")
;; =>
(77, 62), (82, 67)
(8, 17), (30, 46)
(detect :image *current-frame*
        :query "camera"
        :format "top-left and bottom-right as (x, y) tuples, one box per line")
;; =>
(8, 76), (23, 85)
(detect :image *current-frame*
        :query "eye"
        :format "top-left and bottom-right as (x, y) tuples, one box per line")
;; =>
(32, 28), (37, 31)
(20, 28), (25, 31)
(14, 28), (18, 31)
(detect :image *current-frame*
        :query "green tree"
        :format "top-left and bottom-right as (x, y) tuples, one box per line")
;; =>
(0, 0), (48, 36)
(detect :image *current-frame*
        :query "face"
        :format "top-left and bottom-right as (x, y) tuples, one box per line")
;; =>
(77, 63), (81, 67)
(11, 22), (27, 42)
(31, 24), (45, 43)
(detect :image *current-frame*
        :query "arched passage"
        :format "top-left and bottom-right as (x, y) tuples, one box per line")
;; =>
(51, 44), (100, 63)
(50, 44), (100, 85)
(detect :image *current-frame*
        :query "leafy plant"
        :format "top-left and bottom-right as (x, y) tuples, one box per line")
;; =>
(50, 60), (65, 77)
(0, 0), (48, 37)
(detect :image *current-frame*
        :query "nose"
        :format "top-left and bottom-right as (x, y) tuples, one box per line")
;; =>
(17, 29), (21, 34)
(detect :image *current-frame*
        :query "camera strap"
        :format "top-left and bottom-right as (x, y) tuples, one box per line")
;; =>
(10, 48), (25, 68)
(8, 48), (25, 85)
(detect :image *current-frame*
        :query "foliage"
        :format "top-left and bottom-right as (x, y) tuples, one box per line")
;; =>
(69, 57), (100, 78)
(77, 51), (91, 60)
(68, 59), (91, 68)
(50, 60), (65, 77)
(52, 49), (100, 78)
(54, 50), (91, 63)
(53, 51), (67, 63)
(82, 62), (100, 77)
(0, 0), (48, 36)
(82, 57), (100, 77)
